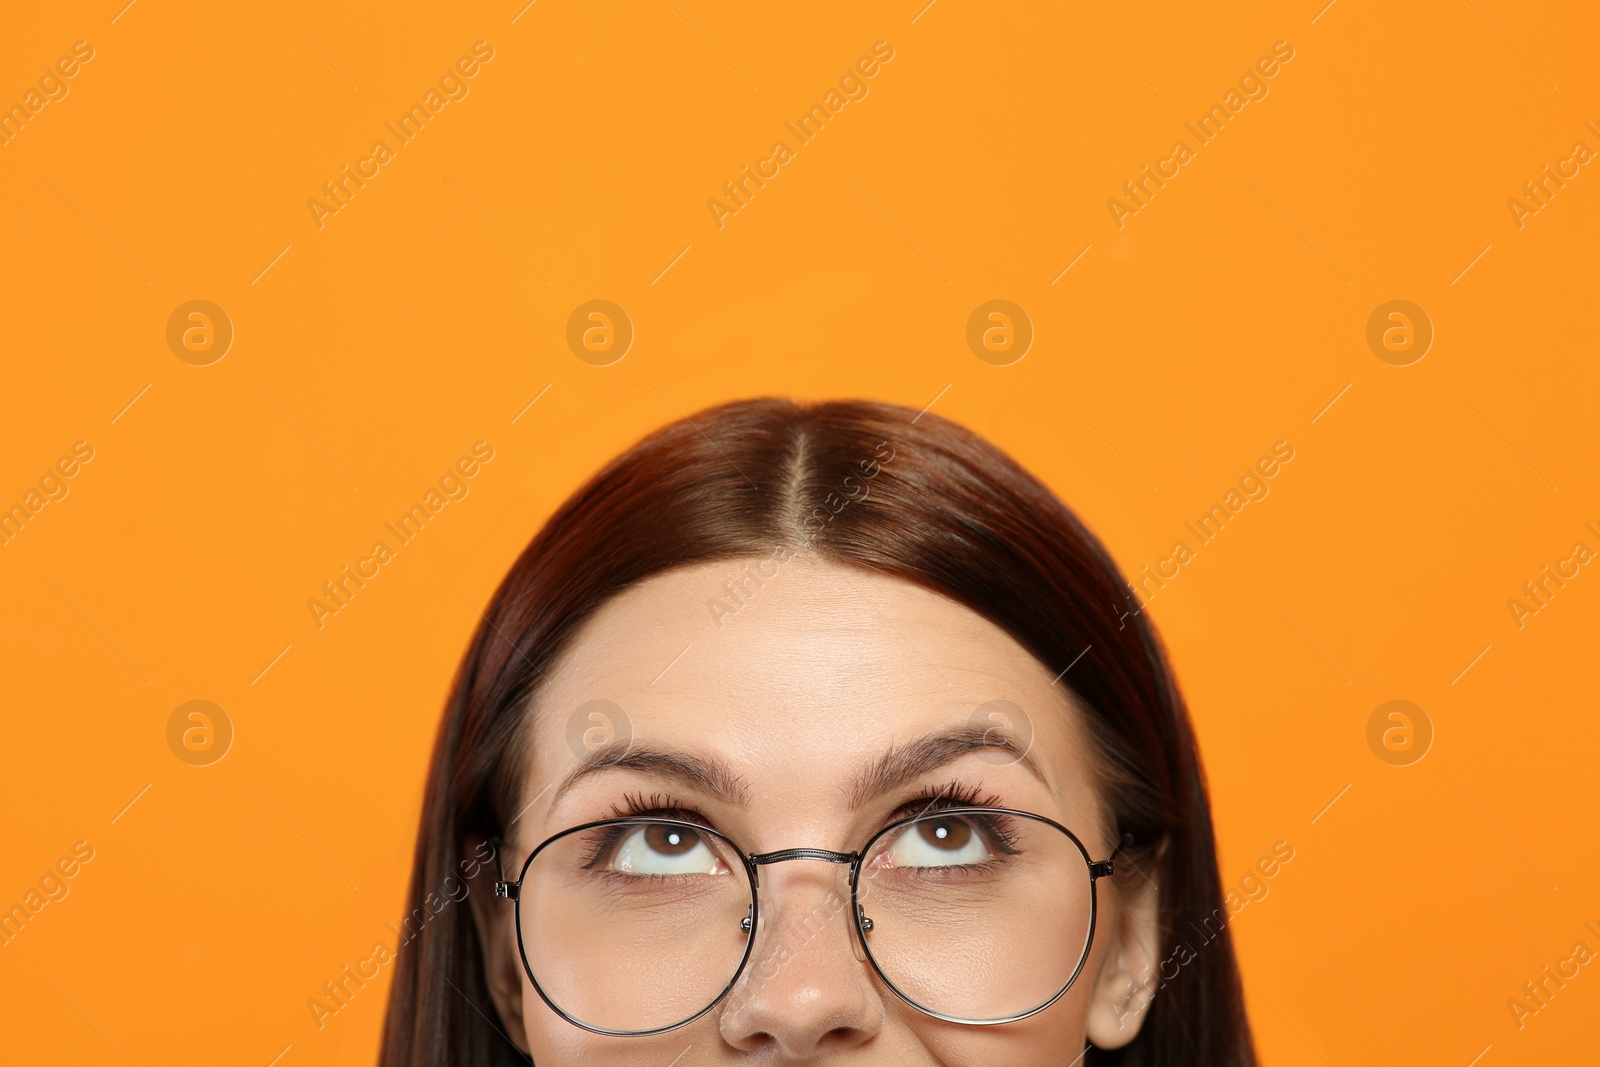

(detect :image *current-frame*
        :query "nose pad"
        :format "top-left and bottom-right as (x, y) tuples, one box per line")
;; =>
(851, 903), (872, 963)
(735, 863), (872, 966)
(719, 873), (886, 1052)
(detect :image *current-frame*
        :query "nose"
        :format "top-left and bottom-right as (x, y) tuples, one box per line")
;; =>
(718, 862), (884, 1057)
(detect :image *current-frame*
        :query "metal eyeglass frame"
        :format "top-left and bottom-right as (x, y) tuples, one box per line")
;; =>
(493, 805), (1120, 1038)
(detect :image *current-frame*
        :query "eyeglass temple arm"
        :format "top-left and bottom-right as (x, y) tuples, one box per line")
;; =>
(1090, 830), (1137, 881)
(488, 836), (521, 901)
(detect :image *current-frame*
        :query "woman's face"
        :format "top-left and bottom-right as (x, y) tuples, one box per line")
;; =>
(470, 554), (1158, 1064)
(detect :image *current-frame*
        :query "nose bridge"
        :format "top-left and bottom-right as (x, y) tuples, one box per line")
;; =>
(748, 846), (857, 886)
(742, 847), (874, 943)
(741, 849), (860, 934)
(753, 854), (856, 925)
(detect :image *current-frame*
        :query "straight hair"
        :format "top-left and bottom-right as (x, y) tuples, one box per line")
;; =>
(380, 397), (1255, 1066)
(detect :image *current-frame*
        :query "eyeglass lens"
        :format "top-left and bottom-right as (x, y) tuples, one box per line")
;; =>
(516, 810), (1094, 1034)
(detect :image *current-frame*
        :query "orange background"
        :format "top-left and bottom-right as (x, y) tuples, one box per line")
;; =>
(2, 1), (1598, 1063)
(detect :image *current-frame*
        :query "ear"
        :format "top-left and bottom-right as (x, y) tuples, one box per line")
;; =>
(1083, 842), (1163, 1048)
(464, 834), (531, 1054)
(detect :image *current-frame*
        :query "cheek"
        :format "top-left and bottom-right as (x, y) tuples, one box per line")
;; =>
(519, 940), (1092, 1064)
(521, 986), (608, 1062)
(901, 977), (1090, 1063)
(524, 992), (723, 1064)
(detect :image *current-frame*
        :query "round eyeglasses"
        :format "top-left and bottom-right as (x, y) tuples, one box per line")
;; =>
(493, 806), (1118, 1036)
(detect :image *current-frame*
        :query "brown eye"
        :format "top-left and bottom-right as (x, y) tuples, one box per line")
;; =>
(606, 823), (727, 876)
(645, 824), (700, 856)
(918, 817), (972, 851)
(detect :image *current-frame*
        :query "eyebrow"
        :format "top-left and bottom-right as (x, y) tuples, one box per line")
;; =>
(550, 742), (753, 811)
(547, 723), (1047, 814)
(845, 724), (1049, 810)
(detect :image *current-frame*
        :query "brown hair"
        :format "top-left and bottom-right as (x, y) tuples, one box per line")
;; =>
(379, 397), (1255, 1065)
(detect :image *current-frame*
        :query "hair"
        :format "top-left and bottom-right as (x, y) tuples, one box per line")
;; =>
(379, 397), (1255, 1066)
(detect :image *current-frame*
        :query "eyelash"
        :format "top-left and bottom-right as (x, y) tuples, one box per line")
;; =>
(889, 780), (1022, 856)
(609, 791), (709, 824)
(886, 780), (1004, 822)
(576, 793), (703, 871)
(601, 779), (1019, 851)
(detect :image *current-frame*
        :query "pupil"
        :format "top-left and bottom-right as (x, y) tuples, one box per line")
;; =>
(919, 817), (970, 850)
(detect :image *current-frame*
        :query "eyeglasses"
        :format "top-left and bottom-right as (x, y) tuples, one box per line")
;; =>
(493, 806), (1117, 1036)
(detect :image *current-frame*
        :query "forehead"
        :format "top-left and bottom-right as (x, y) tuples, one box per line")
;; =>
(521, 553), (1098, 835)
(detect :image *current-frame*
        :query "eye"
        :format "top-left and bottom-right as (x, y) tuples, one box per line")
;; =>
(879, 815), (992, 869)
(608, 824), (729, 876)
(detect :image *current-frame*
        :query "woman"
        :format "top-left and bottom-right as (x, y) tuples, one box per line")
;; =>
(380, 397), (1255, 1065)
